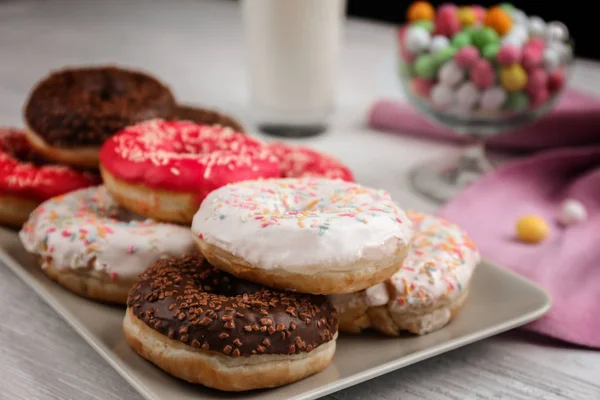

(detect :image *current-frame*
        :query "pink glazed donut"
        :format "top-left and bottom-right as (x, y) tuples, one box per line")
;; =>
(99, 119), (280, 224)
(268, 142), (354, 182)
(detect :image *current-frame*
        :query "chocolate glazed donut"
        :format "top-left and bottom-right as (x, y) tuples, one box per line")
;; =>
(24, 66), (176, 168)
(123, 256), (338, 391)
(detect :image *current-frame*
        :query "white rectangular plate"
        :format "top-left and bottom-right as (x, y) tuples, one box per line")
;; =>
(0, 227), (550, 400)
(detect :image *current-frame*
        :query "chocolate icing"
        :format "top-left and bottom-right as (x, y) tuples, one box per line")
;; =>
(174, 105), (245, 133)
(127, 256), (338, 357)
(24, 67), (176, 147)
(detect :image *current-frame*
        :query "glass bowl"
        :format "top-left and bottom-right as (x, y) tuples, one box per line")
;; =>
(397, 21), (574, 203)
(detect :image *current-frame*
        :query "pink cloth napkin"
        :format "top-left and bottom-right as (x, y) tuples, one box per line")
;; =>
(369, 89), (600, 152)
(438, 147), (600, 348)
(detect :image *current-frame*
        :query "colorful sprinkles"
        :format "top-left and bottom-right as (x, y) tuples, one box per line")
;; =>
(19, 186), (197, 280)
(390, 211), (479, 309)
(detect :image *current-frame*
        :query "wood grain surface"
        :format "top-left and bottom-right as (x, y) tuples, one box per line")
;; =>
(0, 0), (598, 399)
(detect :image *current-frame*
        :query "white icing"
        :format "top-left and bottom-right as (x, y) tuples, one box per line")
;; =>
(192, 178), (413, 272)
(388, 212), (480, 312)
(19, 186), (197, 281)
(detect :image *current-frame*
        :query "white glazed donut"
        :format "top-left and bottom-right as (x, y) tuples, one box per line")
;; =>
(192, 178), (413, 295)
(19, 186), (197, 303)
(329, 211), (480, 336)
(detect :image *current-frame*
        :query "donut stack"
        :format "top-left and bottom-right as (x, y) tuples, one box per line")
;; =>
(11, 64), (481, 392)
(399, 2), (572, 115)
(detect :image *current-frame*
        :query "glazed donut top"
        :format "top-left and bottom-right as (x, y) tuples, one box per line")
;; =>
(192, 178), (413, 272)
(388, 211), (479, 310)
(99, 119), (280, 197)
(24, 66), (176, 147)
(268, 142), (354, 182)
(19, 186), (196, 281)
(0, 128), (98, 201)
(128, 256), (338, 357)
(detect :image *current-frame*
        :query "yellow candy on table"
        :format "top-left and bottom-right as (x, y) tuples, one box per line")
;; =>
(516, 215), (550, 243)
(458, 7), (477, 26)
(500, 64), (528, 92)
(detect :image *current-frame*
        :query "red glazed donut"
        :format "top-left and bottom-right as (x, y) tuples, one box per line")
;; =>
(99, 119), (280, 224)
(268, 142), (354, 181)
(0, 128), (99, 227)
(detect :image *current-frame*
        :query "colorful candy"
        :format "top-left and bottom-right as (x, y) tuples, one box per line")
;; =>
(480, 86), (507, 111)
(431, 84), (455, 107)
(484, 6), (512, 36)
(558, 199), (588, 226)
(457, 7), (477, 27)
(414, 54), (438, 79)
(405, 26), (432, 53)
(430, 35), (450, 53)
(407, 1), (435, 22)
(399, 2), (572, 115)
(496, 44), (522, 65)
(500, 64), (527, 92)
(456, 81), (481, 110)
(516, 215), (549, 244)
(435, 6), (461, 37)
(438, 60), (464, 86)
(470, 59), (495, 89)
(455, 45), (479, 68)
(411, 77), (435, 96)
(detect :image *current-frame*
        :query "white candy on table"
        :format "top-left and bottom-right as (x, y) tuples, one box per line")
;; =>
(546, 21), (569, 42)
(456, 81), (480, 110)
(479, 86), (507, 111)
(430, 35), (450, 53)
(430, 84), (455, 107)
(528, 16), (547, 38)
(543, 47), (561, 71)
(404, 26), (431, 53)
(511, 24), (529, 41)
(438, 60), (464, 87)
(558, 199), (588, 226)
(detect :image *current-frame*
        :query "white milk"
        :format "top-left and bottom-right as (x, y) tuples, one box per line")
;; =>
(242, 0), (346, 134)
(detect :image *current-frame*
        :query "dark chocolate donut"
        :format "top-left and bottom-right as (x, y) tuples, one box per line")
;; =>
(174, 104), (245, 133)
(127, 255), (338, 357)
(24, 66), (176, 147)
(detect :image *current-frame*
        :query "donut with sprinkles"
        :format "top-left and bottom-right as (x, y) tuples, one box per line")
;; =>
(268, 142), (354, 181)
(19, 186), (197, 303)
(0, 128), (99, 227)
(99, 119), (280, 224)
(123, 255), (338, 391)
(192, 177), (414, 294)
(329, 211), (480, 336)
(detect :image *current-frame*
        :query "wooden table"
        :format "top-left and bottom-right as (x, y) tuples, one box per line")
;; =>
(1, 0), (598, 399)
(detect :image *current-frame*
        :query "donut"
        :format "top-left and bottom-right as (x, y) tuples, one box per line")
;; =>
(329, 211), (480, 336)
(123, 255), (338, 391)
(99, 119), (280, 224)
(268, 142), (354, 181)
(192, 178), (413, 295)
(0, 128), (98, 228)
(24, 66), (176, 168)
(19, 186), (196, 303)
(174, 104), (245, 133)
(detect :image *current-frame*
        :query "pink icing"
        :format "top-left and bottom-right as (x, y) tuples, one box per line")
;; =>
(99, 119), (280, 200)
(0, 128), (98, 201)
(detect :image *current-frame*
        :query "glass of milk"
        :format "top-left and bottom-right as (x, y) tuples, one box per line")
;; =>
(241, 0), (346, 137)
